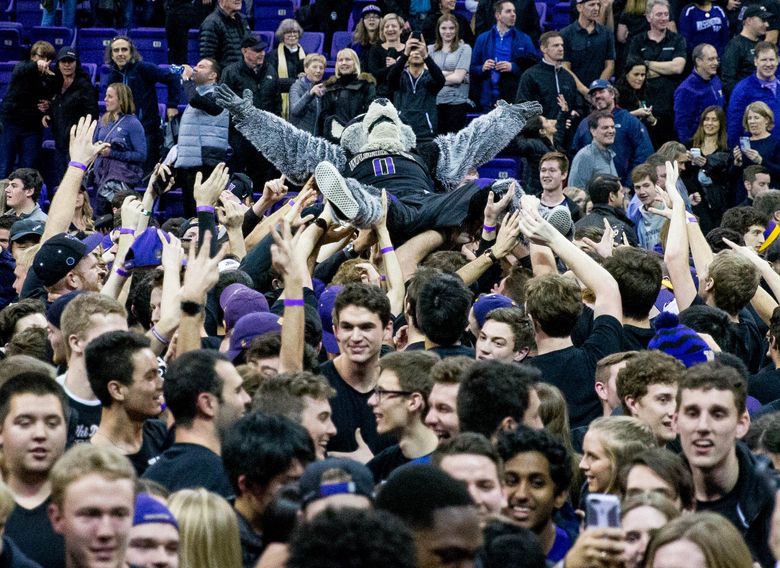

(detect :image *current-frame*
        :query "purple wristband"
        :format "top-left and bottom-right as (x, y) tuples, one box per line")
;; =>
(380, 274), (387, 281)
(288, 199), (295, 207)
(380, 246), (395, 255)
(151, 326), (171, 345)
(483, 224), (497, 233)
(118, 227), (135, 236)
(196, 205), (215, 214)
(68, 161), (87, 172)
(115, 267), (130, 278)
(284, 298), (305, 307)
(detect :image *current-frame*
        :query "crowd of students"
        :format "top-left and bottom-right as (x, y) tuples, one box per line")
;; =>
(2, 0), (780, 566)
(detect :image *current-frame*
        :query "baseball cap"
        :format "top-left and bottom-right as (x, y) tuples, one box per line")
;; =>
(362, 4), (382, 16)
(744, 5), (770, 19)
(46, 290), (85, 329)
(587, 79), (612, 93)
(57, 46), (78, 61)
(220, 283), (270, 331)
(80, 232), (105, 255)
(318, 285), (343, 355)
(242, 36), (268, 51)
(472, 293), (514, 328)
(133, 493), (179, 530)
(9, 219), (45, 242)
(299, 458), (375, 508)
(124, 228), (173, 270)
(32, 233), (87, 287)
(227, 172), (253, 201)
(227, 312), (282, 361)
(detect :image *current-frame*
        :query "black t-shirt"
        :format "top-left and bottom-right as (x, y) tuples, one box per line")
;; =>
(57, 374), (101, 445)
(142, 443), (233, 500)
(626, 31), (687, 113)
(127, 420), (171, 476)
(367, 444), (435, 483)
(428, 345), (476, 359)
(622, 325), (656, 350)
(320, 361), (394, 455)
(749, 366), (780, 406)
(5, 498), (65, 568)
(530, 315), (624, 428)
(0, 536), (41, 568)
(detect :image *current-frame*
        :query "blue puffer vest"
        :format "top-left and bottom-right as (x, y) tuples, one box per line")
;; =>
(175, 84), (230, 168)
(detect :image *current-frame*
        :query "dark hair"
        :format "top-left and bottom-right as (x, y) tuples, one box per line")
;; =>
(0, 372), (69, 425)
(85, 331), (152, 407)
(720, 206), (768, 236)
(432, 432), (502, 470)
(754, 189), (780, 219)
(0, 216), (16, 232)
(417, 273), (472, 346)
(484, 307), (535, 352)
(0, 299), (45, 345)
(705, 227), (744, 253)
(587, 110), (614, 131)
(479, 520), (547, 568)
(375, 464), (474, 529)
(5, 327), (49, 362)
(457, 361), (540, 438)
(586, 174), (621, 205)
(496, 426), (572, 496)
(129, 269), (165, 331)
(222, 411), (315, 494)
(539, 31), (562, 48)
(603, 248), (663, 320)
(8, 168), (43, 202)
(421, 251), (469, 273)
(379, 351), (439, 412)
(615, 58), (647, 111)
(618, 447), (694, 509)
(163, 350), (228, 426)
(262, 484), (302, 544)
(105, 35), (142, 65)
(679, 304), (739, 355)
(247, 332), (282, 361)
(334, 283), (391, 327)
(744, 164), (770, 184)
(201, 57), (221, 80)
(678, 361), (747, 414)
(252, 371), (336, 422)
(287, 508), (416, 568)
(404, 267), (441, 328)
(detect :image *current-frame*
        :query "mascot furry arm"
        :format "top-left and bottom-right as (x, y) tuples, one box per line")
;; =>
(214, 85), (347, 185)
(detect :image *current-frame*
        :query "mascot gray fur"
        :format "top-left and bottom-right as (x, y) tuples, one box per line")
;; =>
(214, 85), (542, 236)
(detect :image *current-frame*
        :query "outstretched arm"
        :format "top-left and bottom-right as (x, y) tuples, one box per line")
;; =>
(213, 84), (347, 185)
(434, 100), (542, 190)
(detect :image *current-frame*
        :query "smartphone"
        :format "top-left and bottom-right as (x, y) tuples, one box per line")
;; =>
(585, 493), (621, 529)
(740, 137), (751, 152)
(690, 148), (701, 159)
(410, 30), (423, 41)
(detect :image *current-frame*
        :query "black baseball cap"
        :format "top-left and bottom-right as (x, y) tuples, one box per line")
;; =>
(32, 233), (87, 287)
(241, 36), (268, 51)
(9, 219), (45, 242)
(299, 458), (375, 508)
(57, 46), (78, 61)
(744, 5), (770, 19)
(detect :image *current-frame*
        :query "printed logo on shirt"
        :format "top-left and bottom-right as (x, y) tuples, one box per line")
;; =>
(696, 17), (724, 32)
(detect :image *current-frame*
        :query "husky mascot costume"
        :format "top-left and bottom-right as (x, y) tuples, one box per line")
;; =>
(214, 84), (542, 243)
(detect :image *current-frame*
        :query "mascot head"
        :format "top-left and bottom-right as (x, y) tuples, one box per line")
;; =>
(340, 98), (417, 154)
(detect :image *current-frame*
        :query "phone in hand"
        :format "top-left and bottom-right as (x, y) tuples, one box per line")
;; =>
(585, 493), (621, 529)
(690, 148), (702, 159)
(740, 137), (751, 152)
(410, 30), (423, 41)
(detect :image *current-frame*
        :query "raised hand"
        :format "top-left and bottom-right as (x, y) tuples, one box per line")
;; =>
(493, 210), (523, 257)
(69, 115), (110, 167)
(159, 230), (185, 272)
(120, 196), (146, 232)
(181, 232), (228, 303)
(581, 218), (615, 258)
(217, 197), (245, 229)
(194, 163), (230, 207)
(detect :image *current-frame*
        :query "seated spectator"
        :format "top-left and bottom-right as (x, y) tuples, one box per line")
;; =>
(168, 488), (243, 568)
(0, 41), (56, 179)
(92, 84), (147, 216)
(199, 0), (251, 70)
(568, 112), (619, 198)
(727, 42), (780, 148)
(677, 0), (729, 57)
(367, 13), (407, 98)
(386, 37), (446, 142)
(267, 19), (307, 121)
(125, 493), (180, 568)
(352, 5), (383, 70)
(425, 356), (473, 441)
(289, 54), (327, 135)
(429, 14), (474, 134)
(319, 49), (377, 143)
(470, 0), (538, 111)
(673, 44), (725, 143)
(516, 31), (578, 120)
(621, 493), (681, 568)
(721, 6), (769, 97)
(574, 174), (638, 245)
(43, 47), (99, 184)
(2, 169), (48, 222)
(732, 101), (780, 184)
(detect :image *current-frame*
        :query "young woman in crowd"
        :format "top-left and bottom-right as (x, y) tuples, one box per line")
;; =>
(621, 493), (680, 568)
(319, 49), (376, 143)
(423, 0), (475, 47)
(43, 48), (99, 184)
(367, 13), (406, 97)
(733, 102), (780, 182)
(267, 19), (307, 120)
(352, 4), (382, 70)
(429, 14), (473, 134)
(644, 512), (754, 568)
(168, 488), (242, 568)
(92, 83), (146, 216)
(70, 187), (96, 238)
(579, 417), (656, 500)
(686, 106), (731, 225)
(616, 59), (657, 128)
(289, 54), (327, 135)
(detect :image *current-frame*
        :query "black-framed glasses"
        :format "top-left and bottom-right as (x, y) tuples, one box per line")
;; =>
(371, 387), (414, 402)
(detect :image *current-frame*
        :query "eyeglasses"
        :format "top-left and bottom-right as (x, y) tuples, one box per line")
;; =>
(371, 387), (414, 402)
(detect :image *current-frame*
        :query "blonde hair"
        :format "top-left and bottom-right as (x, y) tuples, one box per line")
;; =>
(15, 244), (40, 272)
(168, 489), (242, 568)
(50, 444), (136, 508)
(60, 292), (127, 360)
(304, 53), (326, 70)
(743, 101), (774, 133)
(74, 188), (95, 233)
(102, 83), (136, 125)
(335, 48), (361, 77)
(644, 512), (753, 568)
(379, 13), (405, 43)
(587, 416), (656, 494)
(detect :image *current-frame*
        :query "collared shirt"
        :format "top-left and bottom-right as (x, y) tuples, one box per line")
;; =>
(560, 20), (616, 87)
(627, 30), (687, 112)
(11, 204), (48, 223)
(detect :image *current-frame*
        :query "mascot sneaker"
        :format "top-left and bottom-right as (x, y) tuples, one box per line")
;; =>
(315, 161), (360, 221)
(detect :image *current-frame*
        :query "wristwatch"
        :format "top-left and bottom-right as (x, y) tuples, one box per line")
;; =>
(485, 248), (499, 264)
(344, 242), (359, 259)
(180, 300), (204, 316)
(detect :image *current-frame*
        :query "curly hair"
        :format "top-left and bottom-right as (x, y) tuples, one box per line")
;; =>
(720, 206), (768, 237)
(616, 350), (684, 412)
(496, 426), (573, 496)
(333, 283), (392, 327)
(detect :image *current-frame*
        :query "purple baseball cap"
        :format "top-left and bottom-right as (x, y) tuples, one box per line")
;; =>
(227, 312), (282, 361)
(472, 293), (514, 328)
(318, 285), (343, 355)
(220, 283), (270, 331)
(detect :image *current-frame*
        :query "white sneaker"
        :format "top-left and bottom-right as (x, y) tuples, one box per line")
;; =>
(315, 161), (360, 220)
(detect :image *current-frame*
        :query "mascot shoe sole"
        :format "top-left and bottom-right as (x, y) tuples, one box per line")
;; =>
(315, 162), (360, 220)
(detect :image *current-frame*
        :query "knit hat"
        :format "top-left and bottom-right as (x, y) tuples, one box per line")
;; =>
(648, 311), (714, 368)
(133, 493), (178, 530)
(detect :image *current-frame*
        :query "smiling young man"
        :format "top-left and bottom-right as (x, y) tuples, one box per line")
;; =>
(1, 372), (68, 568)
(617, 350), (684, 445)
(475, 307), (533, 364)
(626, 163), (667, 250)
(496, 426), (574, 563)
(675, 361), (776, 566)
(366, 351), (440, 482)
(568, 110), (618, 189)
(425, 356), (473, 442)
(2, 169), (48, 222)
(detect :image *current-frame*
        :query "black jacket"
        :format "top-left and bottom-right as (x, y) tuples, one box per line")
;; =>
(475, 0), (541, 45)
(574, 204), (639, 245)
(0, 60), (56, 129)
(199, 6), (251, 70)
(386, 54), (446, 142)
(319, 73), (376, 142)
(266, 45), (305, 94)
(49, 69), (99, 151)
(221, 60), (281, 115)
(516, 60), (579, 119)
(0, 537), (41, 568)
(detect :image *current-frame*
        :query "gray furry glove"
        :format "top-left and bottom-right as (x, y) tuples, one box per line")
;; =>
(214, 84), (254, 121)
(495, 99), (544, 127)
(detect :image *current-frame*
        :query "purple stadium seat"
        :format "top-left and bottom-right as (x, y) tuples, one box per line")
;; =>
(13, 0), (41, 32)
(329, 31), (352, 63)
(130, 27), (168, 65)
(253, 0), (293, 32)
(478, 157), (519, 180)
(253, 30), (274, 50)
(31, 25), (73, 49)
(187, 28), (199, 64)
(299, 31), (323, 54)
(76, 27), (119, 67)
(0, 27), (21, 60)
(535, 2), (548, 29)
(0, 61), (17, 101)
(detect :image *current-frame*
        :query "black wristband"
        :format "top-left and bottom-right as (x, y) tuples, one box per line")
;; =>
(180, 300), (204, 316)
(486, 248), (498, 264)
(314, 217), (328, 231)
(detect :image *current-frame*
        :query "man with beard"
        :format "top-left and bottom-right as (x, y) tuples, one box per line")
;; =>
(142, 350), (251, 498)
(569, 111), (619, 189)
